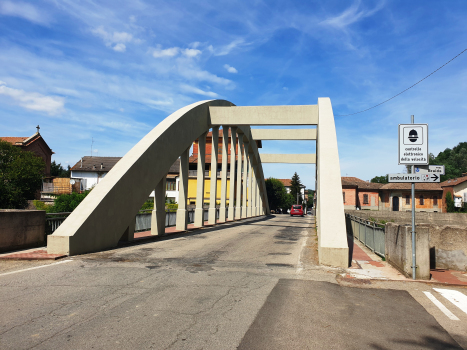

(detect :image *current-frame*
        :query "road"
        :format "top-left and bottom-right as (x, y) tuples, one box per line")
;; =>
(0, 215), (466, 349)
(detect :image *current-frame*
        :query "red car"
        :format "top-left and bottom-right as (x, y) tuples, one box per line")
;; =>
(290, 205), (304, 217)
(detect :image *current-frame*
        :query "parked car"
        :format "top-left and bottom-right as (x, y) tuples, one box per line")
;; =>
(290, 205), (304, 217)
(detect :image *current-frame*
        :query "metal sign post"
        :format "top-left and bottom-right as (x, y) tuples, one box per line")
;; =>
(410, 115), (416, 280)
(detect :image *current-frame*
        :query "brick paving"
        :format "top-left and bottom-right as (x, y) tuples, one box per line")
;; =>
(0, 249), (67, 261)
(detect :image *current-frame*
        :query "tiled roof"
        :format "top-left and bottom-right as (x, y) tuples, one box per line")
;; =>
(380, 182), (443, 191)
(0, 136), (28, 144)
(341, 177), (383, 190)
(440, 176), (467, 188)
(278, 179), (292, 187)
(71, 156), (180, 174)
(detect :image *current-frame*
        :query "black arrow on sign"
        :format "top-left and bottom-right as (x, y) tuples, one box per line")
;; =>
(431, 174), (439, 181)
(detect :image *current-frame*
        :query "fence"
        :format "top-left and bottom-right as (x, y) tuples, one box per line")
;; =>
(47, 208), (233, 234)
(345, 213), (385, 258)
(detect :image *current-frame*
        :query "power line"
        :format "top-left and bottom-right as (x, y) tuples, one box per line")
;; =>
(335, 47), (467, 117)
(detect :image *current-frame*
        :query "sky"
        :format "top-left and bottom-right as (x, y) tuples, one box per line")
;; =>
(1, 0), (466, 190)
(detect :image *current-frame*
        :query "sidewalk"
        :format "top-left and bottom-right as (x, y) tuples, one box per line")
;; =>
(346, 239), (467, 286)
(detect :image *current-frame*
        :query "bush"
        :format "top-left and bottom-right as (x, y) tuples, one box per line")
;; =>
(445, 192), (455, 213)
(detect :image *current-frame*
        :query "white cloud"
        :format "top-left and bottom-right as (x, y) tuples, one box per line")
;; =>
(0, 1), (50, 25)
(0, 81), (64, 115)
(152, 46), (179, 58)
(91, 26), (137, 52)
(212, 39), (245, 56)
(183, 48), (202, 57)
(224, 64), (238, 73)
(177, 65), (233, 87)
(320, 1), (384, 29)
(113, 43), (126, 52)
(129, 15), (136, 23)
(180, 84), (219, 98)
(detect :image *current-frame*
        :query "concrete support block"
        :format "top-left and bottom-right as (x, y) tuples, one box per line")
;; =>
(120, 219), (135, 242)
(219, 126), (229, 223)
(1, 210), (45, 253)
(235, 135), (243, 220)
(228, 127), (237, 221)
(317, 98), (349, 268)
(208, 127), (219, 225)
(151, 177), (166, 236)
(195, 132), (207, 227)
(176, 147), (189, 231)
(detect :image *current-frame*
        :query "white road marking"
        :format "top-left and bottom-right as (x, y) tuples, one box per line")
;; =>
(423, 291), (460, 321)
(434, 288), (467, 316)
(0, 259), (73, 277)
(296, 233), (308, 274)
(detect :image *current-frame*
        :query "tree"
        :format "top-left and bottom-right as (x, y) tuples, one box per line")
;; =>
(0, 140), (45, 209)
(265, 178), (288, 211)
(290, 172), (303, 204)
(371, 175), (388, 184)
(430, 142), (467, 181)
(445, 192), (456, 213)
(51, 160), (71, 177)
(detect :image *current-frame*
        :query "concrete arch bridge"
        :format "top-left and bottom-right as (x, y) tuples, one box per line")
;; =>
(47, 98), (348, 268)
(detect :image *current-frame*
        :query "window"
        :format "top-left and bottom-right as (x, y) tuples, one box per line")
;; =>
(433, 196), (438, 206)
(343, 192), (345, 203)
(420, 195), (424, 205)
(405, 195), (410, 205)
(166, 180), (176, 191)
(363, 194), (369, 204)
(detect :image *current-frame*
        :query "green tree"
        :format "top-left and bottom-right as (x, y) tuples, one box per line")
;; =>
(430, 142), (467, 181)
(265, 178), (288, 211)
(51, 160), (71, 177)
(47, 190), (91, 213)
(0, 140), (45, 209)
(290, 172), (303, 204)
(371, 175), (388, 184)
(445, 192), (455, 213)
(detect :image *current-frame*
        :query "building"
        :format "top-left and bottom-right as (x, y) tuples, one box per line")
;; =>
(0, 126), (54, 176)
(70, 156), (180, 201)
(440, 174), (467, 210)
(276, 179), (306, 202)
(187, 129), (262, 205)
(341, 177), (383, 210)
(379, 182), (443, 212)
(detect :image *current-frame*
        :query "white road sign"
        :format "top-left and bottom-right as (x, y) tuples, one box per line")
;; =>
(398, 124), (428, 165)
(414, 165), (445, 175)
(388, 173), (440, 183)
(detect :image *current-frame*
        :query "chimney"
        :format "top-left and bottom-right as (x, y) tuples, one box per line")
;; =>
(92, 165), (96, 170)
(100, 163), (103, 170)
(80, 158), (82, 168)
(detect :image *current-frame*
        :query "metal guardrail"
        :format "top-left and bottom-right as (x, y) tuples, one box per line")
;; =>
(345, 213), (385, 258)
(47, 208), (234, 234)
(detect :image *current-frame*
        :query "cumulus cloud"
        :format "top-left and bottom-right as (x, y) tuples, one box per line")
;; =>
(91, 26), (138, 52)
(0, 1), (50, 25)
(224, 64), (238, 73)
(0, 81), (64, 115)
(180, 84), (218, 98)
(152, 46), (179, 58)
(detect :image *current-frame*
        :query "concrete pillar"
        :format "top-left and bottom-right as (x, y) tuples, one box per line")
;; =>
(247, 155), (253, 218)
(235, 134), (243, 220)
(194, 132), (207, 227)
(228, 127), (237, 221)
(120, 219), (135, 241)
(151, 176), (166, 236)
(252, 168), (257, 216)
(176, 147), (189, 231)
(242, 141), (249, 219)
(208, 127), (219, 225)
(219, 126), (229, 223)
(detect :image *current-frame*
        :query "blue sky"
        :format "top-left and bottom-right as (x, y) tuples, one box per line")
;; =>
(1, 0), (466, 189)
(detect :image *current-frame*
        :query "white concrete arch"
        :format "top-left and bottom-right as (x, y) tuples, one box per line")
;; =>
(48, 100), (269, 255)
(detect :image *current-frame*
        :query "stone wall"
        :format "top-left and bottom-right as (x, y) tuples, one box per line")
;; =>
(384, 223), (431, 279)
(0, 210), (46, 252)
(429, 225), (467, 271)
(345, 209), (467, 226)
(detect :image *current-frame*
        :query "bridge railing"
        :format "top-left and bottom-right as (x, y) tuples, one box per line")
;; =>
(345, 213), (385, 258)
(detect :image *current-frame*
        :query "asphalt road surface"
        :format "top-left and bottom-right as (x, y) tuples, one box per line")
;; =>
(0, 215), (466, 349)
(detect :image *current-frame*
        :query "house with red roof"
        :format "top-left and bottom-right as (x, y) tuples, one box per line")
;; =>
(341, 177), (383, 210)
(0, 126), (54, 176)
(440, 174), (467, 210)
(379, 182), (443, 212)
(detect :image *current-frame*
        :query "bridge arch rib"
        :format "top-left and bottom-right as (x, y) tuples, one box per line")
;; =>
(48, 99), (269, 255)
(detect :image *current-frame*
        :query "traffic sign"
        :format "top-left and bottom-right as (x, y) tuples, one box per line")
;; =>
(398, 124), (428, 165)
(414, 165), (445, 175)
(388, 173), (440, 183)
